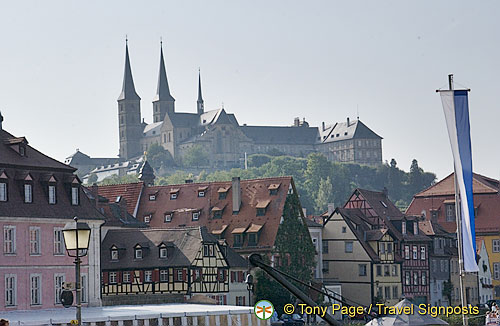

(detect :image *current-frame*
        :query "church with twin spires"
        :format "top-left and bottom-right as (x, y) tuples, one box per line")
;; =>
(118, 42), (383, 168)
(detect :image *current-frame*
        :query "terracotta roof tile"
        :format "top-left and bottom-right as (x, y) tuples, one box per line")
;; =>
(96, 182), (144, 217)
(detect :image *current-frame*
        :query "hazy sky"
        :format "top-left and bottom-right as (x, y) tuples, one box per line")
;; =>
(1, 1), (499, 180)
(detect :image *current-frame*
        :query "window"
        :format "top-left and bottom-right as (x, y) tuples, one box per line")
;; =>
(494, 263), (500, 280)
(54, 228), (64, 255)
(421, 272), (427, 286)
(385, 286), (391, 300)
(160, 270), (168, 282)
(269, 189), (278, 195)
(144, 215), (151, 224)
(392, 265), (398, 276)
(392, 286), (398, 300)
(177, 269), (183, 282)
(135, 247), (142, 259)
(413, 272), (419, 285)
(198, 191), (205, 197)
(48, 185), (56, 204)
(256, 208), (266, 216)
(24, 184), (33, 203)
(248, 233), (257, 246)
(342, 227), (347, 233)
(404, 245), (410, 259)
(159, 246), (167, 258)
(109, 272), (117, 284)
(145, 271), (153, 283)
(29, 227), (41, 255)
(164, 213), (172, 222)
(203, 244), (214, 257)
(170, 193), (177, 200)
(431, 210), (438, 219)
(412, 246), (418, 260)
(54, 274), (65, 304)
(384, 265), (390, 276)
(323, 261), (329, 273)
(359, 264), (367, 276)
(493, 240), (500, 253)
(376, 265), (382, 276)
(405, 272), (410, 285)
(420, 246), (426, 260)
(345, 241), (353, 253)
(413, 222), (418, 235)
(322, 240), (329, 254)
(81, 274), (88, 303)
(71, 187), (79, 205)
(111, 248), (119, 260)
(149, 194), (156, 201)
(5, 274), (16, 306)
(402, 222), (407, 235)
(387, 243), (393, 254)
(123, 272), (131, 283)
(218, 269), (226, 282)
(234, 234), (243, 247)
(192, 212), (200, 221)
(0, 182), (7, 201)
(219, 192), (227, 200)
(446, 204), (455, 221)
(213, 210), (222, 219)
(4, 226), (16, 254)
(30, 274), (42, 306)
(380, 243), (386, 254)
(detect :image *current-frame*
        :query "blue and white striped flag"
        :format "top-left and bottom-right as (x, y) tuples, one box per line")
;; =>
(440, 90), (478, 272)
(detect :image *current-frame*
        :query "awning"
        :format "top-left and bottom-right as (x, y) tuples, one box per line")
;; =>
(268, 183), (281, 190)
(231, 226), (248, 234)
(247, 223), (264, 233)
(217, 186), (231, 193)
(212, 205), (226, 212)
(198, 186), (209, 191)
(256, 199), (271, 209)
(170, 188), (180, 194)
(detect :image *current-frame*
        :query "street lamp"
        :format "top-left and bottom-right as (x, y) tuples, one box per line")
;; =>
(245, 273), (254, 306)
(63, 217), (91, 326)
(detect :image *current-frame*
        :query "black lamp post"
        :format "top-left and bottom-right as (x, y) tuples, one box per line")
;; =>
(245, 273), (254, 306)
(63, 217), (91, 325)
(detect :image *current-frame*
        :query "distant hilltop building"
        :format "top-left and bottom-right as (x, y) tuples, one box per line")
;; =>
(68, 41), (383, 173)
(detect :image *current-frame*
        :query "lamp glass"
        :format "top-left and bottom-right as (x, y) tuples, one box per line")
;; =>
(62, 222), (91, 251)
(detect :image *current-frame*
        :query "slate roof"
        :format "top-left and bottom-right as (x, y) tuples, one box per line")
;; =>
(168, 112), (199, 128)
(241, 125), (319, 145)
(143, 122), (163, 137)
(133, 176), (294, 251)
(117, 43), (141, 101)
(319, 119), (382, 144)
(153, 46), (175, 102)
(101, 226), (246, 270)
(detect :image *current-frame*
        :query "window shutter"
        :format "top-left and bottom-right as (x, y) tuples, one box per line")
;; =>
(223, 295), (227, 305)
(243, 296), (246, 306)
(117, 271), (122, 284)
(103, 272), (109, 285)
(231, 271), (235, 283)
(192, 269), (196, 281)
(183, 269), (187, 282)
(153, 269), (159, 282)
(140, 270), (144, 283)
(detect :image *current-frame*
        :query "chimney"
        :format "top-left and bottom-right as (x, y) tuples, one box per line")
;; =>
(327, 203), (335, 216)
(293, 117), (300, 127)
(347, 117), (350, 126)
(232, 177), (241, 214)
(322, 122), (325, 131)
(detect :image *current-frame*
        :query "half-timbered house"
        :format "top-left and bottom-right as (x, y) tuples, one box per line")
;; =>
(101, 226), (247, 306)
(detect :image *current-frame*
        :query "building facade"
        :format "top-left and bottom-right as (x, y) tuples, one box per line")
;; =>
(112, 42), (383, 168)
(477, 239), (494, 304)
(0, 115), (105, 311)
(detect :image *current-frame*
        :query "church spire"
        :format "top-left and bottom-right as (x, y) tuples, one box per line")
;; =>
(153, 42), (175, 102)
(197, 69), (204, 115)
(118, 39), (141, 101)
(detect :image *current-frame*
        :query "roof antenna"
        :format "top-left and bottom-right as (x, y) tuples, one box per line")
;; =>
(160, 36), (163, 46)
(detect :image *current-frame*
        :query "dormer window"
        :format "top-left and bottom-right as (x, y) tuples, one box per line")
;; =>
(402, 221), (407, 235)
(144, 215), (151, 224)
(159, 244), (168, 259)
(24, 184), (33, 203)
(48, 185), (56, 204)
(19, 146), (25, 156)
(170, 189), (179, 200)
(212, 206), (224, 219)
(268, 184), (280, 196)
(217, 186), (230, 200)
(134, 245), (143, 259)
(0, 181), (7, 202)
(198, 186), (208, 197)
(192, 211), (200, 221)
(413, 222), (419, 235)
(111, 245), (119, 261)
(149, 194), (156, 201)
(203, 244), (214, 257)
(256, 200), (271, 216)
(198, 191), (205, 197)
(164, 212), (172, 223)
(71, 187), (79, 205)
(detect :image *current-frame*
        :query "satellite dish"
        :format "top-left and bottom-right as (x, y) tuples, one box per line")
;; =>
(60, 289), (74, 308)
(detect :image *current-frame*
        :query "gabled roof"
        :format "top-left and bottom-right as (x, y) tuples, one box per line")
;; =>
(143, 122), (163, 137)
(414, 172), (499, 197)
(320, 119), (382, 143)
(1, 129), (75, 171)
(354, 188), (404, 220)
(167, 112), (199, 128)
(95, 182), (144, 217)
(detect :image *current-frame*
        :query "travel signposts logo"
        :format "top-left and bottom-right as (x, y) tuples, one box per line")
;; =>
(254, 300), (274, 320)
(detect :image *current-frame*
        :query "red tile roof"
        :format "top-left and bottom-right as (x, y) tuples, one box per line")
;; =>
(95, 182), (144, 217)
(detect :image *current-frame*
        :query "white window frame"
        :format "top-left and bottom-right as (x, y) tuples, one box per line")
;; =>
(145, 270), (153, 283)
(446, 204), (455, 222)
(123, 272), (131, 283)
(0, 182), (7, 201)
(164, 213), (172, 222)
(192, 212), (200, 221)
(5, 274), (17, 306)
(494, 263), (500, 280)
(404, 245), (410, 259)
(402, 222), (407, 235)
(29, 226), (41, 255)
(493, 240), (500, 253)
(345, 241), (353, 253)
(144, 215), (151, 224)
(24, 183), (33, 203)
(4, 225), (16, 254)
(111, 249), (119, 260)
(54, 228), (64, 255)
(54, 273), (65, 304)
(160, 270), (168, 282)
(412, 246), (418, 260)
(71, 187), (79, 205)
(135, 248), (142, 259)
(159, 246), (167, 258)
(48, 185), (56, 204)
(198, 191), (205, 197)
(109, 272), (117, 284)
(420, 246), (426, 260)
(177, 269), (183, 281)
(30, 274), (42, 305)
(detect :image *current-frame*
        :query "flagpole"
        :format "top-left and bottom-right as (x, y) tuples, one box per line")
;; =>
(448, 74), (468, 326)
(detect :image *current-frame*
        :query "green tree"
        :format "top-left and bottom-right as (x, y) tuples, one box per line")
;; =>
(304, 153), (331, 196)
(255, 193), (316, 314)
(182, 145), (210, 168)
(315, 176), (334, 214)
(248, 154), (272, 168)
(146, 143), (173, 170)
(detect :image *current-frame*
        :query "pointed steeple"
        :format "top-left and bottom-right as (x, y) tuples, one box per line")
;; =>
(118, 40), (141, 101)
(153, 43), (175, 102)
(197, 69), (204, 115)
